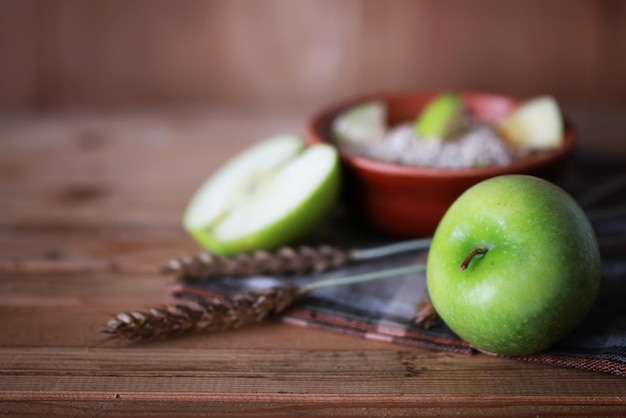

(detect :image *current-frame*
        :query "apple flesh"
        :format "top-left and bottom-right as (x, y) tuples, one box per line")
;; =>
(184, 136), (341, 255)
(184, 135), (303, 234)
(414, 92), (465, 141)
(332, 100), (386, 145)
(498, 96), (564, 150)
(426, 175), (601, 356)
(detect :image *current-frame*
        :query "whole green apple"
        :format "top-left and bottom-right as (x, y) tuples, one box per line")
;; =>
(426, 175), (601, 356)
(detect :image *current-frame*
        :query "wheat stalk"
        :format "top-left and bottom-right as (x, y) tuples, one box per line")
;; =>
(413, 297), (439, 330)
(104, 264), (426, 341)
(104, 284), (300, 340)
(161, 238), (433, 280)
(160, 245), (351, 279)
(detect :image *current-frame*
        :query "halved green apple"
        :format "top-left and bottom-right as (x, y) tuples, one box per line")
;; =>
(332, 100), (386, 145)
(498, 96), (564, 150)
(183, 135), (341, 255)
(414, 92), (465, 140)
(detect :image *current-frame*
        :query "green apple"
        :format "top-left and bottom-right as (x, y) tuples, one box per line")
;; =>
(414, 92), (465, 140)
(332, 100), (386, 145)
(426, 175), (601, 356)
(183, 135), (341, 255)
(499, 95), (564, 150)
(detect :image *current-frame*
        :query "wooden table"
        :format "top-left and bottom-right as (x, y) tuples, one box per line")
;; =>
(1, 107), (625, 416)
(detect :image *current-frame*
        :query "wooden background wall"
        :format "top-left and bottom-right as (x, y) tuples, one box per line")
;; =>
(1, 0), (625, 113)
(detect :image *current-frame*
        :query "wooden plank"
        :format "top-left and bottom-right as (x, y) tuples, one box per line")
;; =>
(2, 396), (624, 417)
(0, 110), (306, 271)
(2, 0), (626, 111)
(1, 347), (625, 416)
(0, 270), (397, 350)
(0, 1), (39, 111)
(3, 347), (624, 396)
(0, 109), (304, 225)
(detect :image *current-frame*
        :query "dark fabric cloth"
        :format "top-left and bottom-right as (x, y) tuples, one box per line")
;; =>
(171, 151), (626, 376)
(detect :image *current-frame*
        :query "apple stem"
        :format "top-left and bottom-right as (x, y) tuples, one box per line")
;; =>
(301, 264), (426, 294)
(350, 237), (432, 261)
(460, 247), (488, 271)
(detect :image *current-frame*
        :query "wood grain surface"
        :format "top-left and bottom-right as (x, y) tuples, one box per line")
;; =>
(1, 109), (625, 416)
(1, 0), (626, 112)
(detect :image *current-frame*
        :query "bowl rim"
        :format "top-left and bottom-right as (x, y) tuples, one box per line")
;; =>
(306, 90), (575, 179)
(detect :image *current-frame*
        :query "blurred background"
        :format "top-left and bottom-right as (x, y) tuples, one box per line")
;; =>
(2, 0), (625, 112)
(1, 0), (625, 158)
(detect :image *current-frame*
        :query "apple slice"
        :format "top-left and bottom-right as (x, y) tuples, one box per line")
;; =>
(332, 100), (386, 145)
(183, 136), (341, 255)
(183, 135), (303, 237)
(498, 96), (564, 150)
(414, 92), (465, 140)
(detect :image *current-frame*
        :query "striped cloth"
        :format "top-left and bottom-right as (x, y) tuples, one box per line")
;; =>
(170, 249), (626, 376)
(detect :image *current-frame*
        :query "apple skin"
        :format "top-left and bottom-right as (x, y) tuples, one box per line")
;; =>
(414, 92), (464, 140)
(426, 175), (601, 356)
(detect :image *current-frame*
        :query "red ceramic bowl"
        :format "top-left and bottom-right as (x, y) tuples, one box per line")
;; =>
(306, 91), (575, 238)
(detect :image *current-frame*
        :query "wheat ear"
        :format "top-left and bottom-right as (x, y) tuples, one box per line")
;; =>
(104, 284), (300, 340)
(161, 238), (432, 280)
(104, 265), (426, 341)
(160, 245), (350, 279)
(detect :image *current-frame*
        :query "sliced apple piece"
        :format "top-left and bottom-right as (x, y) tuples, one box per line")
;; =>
(498, 96), (564, 150)
(183, 136), (341, 255)
(183, 135), (303, 236)
(414, 92), (465, 141)
(332, 100), (386, 145)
